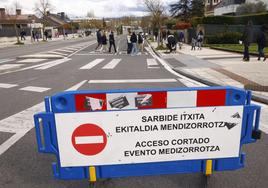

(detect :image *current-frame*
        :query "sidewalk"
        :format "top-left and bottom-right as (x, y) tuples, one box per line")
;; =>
(0, 34), (82, 49)
(150, 41), (268, 103)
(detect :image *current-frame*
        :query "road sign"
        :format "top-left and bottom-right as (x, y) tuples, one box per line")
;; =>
(56, 106), (243, 167)
(71, 123), (107, 156)
(34, 86), (261, 181)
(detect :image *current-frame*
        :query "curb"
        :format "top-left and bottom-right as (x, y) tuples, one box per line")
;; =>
(173, 67), (268, 105)
(209, 46), (260, 57)
(147, 41), (268, 105)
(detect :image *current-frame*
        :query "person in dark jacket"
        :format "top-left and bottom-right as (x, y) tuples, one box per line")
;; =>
(127, 31), (132, 54)
(95, 29), (102, 51)
(242, 21), (253, 61)
(257, 25), (267, 61)
(167, 33), (176, 53)
(101, 31), (108, 52)
(130, 32), (138, 56)
(109, 31), (117, 53)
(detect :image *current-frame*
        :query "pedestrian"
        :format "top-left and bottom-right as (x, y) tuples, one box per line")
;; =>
(101, 31), (108, 53)
(95, 29), (102, 51)
(178, 31), (185, 49)
(127, 31), (132, 54)
(44, 30), (48, 41)
(35, 31), (39, 42)
(197, 30), (203, 50)
(20, 30), (26, 41)
(138, 32), (144, 53)
(167, 33), (176, 53)
(242, 21), (253, 61)
(257, 25), (267, 61)
(32, 30), (36, 42)
(109, 31), (117, 54)
(191, 37), (196, 51)
(130, 32), (138, 56)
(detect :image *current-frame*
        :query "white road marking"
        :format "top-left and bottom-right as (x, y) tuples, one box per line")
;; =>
(19, 86), (51, 93)
(19, 54), (64, 59)
(46, 51), (68, 56)
(102, 59), (121, 69)
(35, 58), (71, 70)
(0, 83), (18, 88)
(89, 79), (177, 84)
(0, 80), (87, 155)
(56, 49), (74, 53)
(75, 136), (104, 144)
(0, 59), (15, 64)
(147, 59), (158, 66)
(147, 58), (160, 69)
(64, 47), (81, 50)
(80, 59), (105, 69)
(0, 64), (24, 70)
(17, 59), (47, 63)
(65, 80), (87, 91)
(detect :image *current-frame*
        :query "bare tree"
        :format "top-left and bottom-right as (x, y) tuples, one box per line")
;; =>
(143, 0), (165, 47)
(87, 10), (95, 18)
(35, 0), (53, 40)
(6, 1), (22, 44)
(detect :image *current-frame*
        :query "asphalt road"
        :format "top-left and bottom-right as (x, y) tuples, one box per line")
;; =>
(0, 35), (267, 188)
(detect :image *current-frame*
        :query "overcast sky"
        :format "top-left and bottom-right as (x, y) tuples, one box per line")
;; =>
(0, 0), (177, 18)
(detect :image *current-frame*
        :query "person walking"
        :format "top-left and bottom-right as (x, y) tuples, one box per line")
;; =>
(178, 31), (185, 50)
(44, 30), (48, 41)
(109, 31), (117, 54)
(32, 30), (36, 42)
(138, 32), (144, 53)
(242, 21), (253, 61)
(95, 29), (102, 51)
(101, 31), (108, 53)
(197, 30), (203, 50)
(167, 33), (176, 53)
(130, 32), (138, 56)
(127, 32), (132, 54)
(20, 30), (26, 41)
(257, 25), (267, 61)
(191, 37), (196, 51)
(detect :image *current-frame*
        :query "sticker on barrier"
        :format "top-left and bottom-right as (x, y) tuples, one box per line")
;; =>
(34, 86), (261, 184)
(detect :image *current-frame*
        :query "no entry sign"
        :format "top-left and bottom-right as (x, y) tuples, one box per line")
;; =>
(55, 105), (243, 167)
(71, 124), (107, 156)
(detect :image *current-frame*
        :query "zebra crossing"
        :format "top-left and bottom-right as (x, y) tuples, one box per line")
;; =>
(18, 42), (92, 59)
(79, 58), (161, 70)
(0, 83), (51, 93)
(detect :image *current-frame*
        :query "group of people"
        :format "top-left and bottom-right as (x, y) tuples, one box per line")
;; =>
(95, 29), (117, 53)
(164, 30), (185, 53)
(127, 31), (144, 56)
(191, 30), (204, 51)
(243, 21), (267, 62)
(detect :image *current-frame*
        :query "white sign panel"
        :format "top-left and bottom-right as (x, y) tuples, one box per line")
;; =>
(55, 106), (244, 167)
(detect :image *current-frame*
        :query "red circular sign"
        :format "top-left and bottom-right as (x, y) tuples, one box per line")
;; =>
(71, 123), (107, 156)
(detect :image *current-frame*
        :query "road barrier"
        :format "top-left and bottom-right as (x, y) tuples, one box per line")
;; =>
(34, 86), (261, 186)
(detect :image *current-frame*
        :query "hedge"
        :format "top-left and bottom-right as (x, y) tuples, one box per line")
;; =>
(205, 32), (242, 44)
(192, 13), (268, 26)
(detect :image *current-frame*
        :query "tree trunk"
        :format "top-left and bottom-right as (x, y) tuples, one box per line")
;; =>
(157, 28), (160, 47)
(14, 23), (20, 44)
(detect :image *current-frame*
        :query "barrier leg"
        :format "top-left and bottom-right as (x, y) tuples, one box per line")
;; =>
(204, 175), (210, 188)
(89, 166), (97, 188)
(203, 160), (212, 188)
